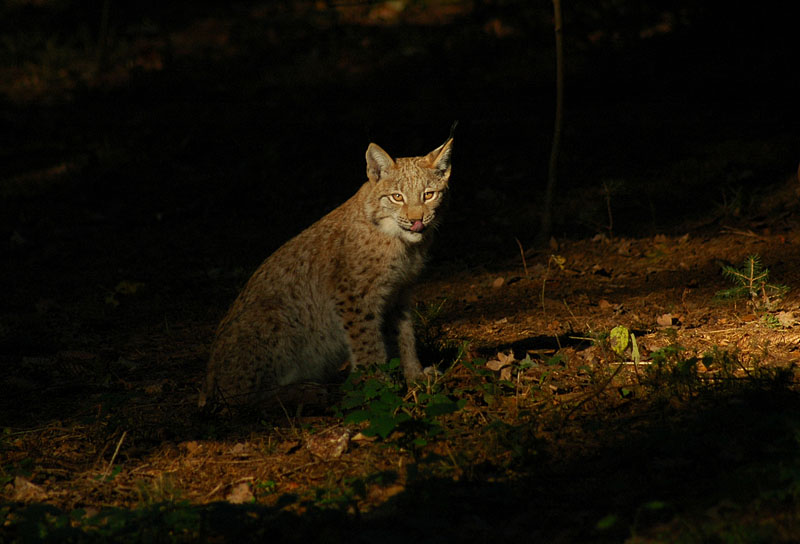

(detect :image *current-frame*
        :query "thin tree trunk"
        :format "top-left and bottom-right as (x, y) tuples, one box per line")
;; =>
(539, 0), (564, 242)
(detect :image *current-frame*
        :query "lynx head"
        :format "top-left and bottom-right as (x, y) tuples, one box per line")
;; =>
(365, 137), (453, 243)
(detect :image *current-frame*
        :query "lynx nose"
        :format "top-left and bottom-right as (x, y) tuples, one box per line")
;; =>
(407, 206), (424, 222)
(407, 204), (426, 232)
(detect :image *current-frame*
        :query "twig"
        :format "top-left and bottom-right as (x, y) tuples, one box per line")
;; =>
(603, 181), (614, 239)
(104, 430), (127, 477)
(559, 363), (625, 431)
(515, 238), (529, 277)
(719, 227), (764, 239)
(277, 461), (319, 478)
(201, 482), (224, 501)
(276, 396), (299, 435)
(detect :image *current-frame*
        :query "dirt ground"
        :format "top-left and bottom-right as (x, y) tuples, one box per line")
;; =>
(2, 1), (800, 542)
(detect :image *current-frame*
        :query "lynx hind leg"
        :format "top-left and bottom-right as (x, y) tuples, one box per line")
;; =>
(201, 326), (276, 409)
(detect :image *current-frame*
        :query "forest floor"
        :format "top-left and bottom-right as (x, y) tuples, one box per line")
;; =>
(5, 208), (800, 542)
(3, 2), (800, 542)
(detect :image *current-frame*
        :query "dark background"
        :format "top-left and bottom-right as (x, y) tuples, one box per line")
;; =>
(2, 1), (800, 540)
(2, 0), (799, 421)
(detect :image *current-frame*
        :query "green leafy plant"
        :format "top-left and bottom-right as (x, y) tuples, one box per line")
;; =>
(335, 359), (464, 450)
(3, 502), (200, 542)
(716, 255), (788, 310)
(255, 479), (278, 495)
(644, 344), (703, 398)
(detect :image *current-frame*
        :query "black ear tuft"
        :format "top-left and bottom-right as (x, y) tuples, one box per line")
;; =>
(428, 138), (453, 180)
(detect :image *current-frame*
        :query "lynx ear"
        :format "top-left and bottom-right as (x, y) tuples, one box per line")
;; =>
(424, 138), (453, 180)
(366, 143), (395, 183)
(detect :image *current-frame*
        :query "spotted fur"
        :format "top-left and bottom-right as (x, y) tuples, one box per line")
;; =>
(199, 137), (453, 409)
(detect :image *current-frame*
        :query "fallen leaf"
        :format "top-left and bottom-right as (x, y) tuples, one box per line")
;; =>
(609, 325), (630, 356)
(776, 311), (796, 327)
(379, 484), (405, 499)
(13, 477), (48, 502)
(180, 441), (201, 454)
(485, 359), (508, 371)
(230, 443), (249, 457)
(306, 428), (350, 459)
(496, 351), (515, 366)
(276, 440), (302, 454)
(226, 482), (254, 504)
(656, 313), (673, 327)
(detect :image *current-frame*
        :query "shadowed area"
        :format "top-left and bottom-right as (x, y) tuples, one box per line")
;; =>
(2, 1), (800, 541)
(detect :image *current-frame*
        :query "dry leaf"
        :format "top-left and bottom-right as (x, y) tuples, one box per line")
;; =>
(656, 313), (673, 327)
(13, 477), (48, 502)
(306, 428), (350, 459)
(276, 440), (302, 454)
(229, 443), (249, 457)
(496, 352), (515, 365)
(485, 360), (506, 371)
(226, 482), (254, 504)
(180, 441), (201, 454)
(369, 484), (405, 501)
(776, 311), (796, 327)
(487, 352), (514, 380)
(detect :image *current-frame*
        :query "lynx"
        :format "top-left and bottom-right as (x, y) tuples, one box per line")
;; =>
(199, 135), (454, 410)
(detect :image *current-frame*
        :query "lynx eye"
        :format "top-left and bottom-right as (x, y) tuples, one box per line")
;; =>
(389, 193), (404, 203)
(423, 191), (436, 201)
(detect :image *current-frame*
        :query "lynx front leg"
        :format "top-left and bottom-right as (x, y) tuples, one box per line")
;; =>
(340, 306), (387, 369)
(396, 308), (425, 380)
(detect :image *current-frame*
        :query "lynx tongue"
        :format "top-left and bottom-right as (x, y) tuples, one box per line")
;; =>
(410, 220), (425, 233)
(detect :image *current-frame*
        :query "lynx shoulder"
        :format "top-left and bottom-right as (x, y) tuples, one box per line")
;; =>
(199, 136), (454, 410)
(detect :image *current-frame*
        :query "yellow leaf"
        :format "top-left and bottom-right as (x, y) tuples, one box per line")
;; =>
(609, 326), (629, 356)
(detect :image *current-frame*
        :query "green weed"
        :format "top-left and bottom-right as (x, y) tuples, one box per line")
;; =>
(715, 254), (788, 311)
(335, 359), (464, 452)
(2, 502), (200, 543)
